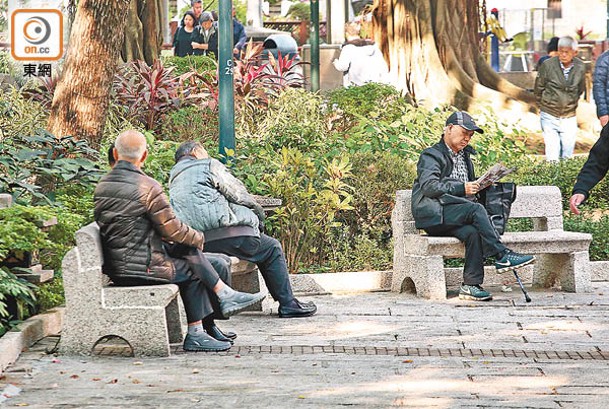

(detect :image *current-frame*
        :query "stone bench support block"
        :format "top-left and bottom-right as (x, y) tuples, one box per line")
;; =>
(59, 223), (181, 357)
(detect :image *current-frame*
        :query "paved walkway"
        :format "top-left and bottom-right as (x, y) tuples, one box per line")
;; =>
(3, 283), (609, 408)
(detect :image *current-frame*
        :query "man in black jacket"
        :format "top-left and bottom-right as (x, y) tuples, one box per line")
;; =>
(570, 125), (609, 213)
(95, 130), (266, 352)
(412, 112), (535, 301)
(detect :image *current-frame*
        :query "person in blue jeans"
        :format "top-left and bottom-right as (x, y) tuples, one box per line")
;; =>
(168, 141), (317, 318)
(534, 36), (585, 161)
(411, 112), (536, 301)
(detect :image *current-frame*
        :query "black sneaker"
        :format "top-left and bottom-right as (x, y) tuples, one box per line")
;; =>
(495, 250), (536, 273)
(459, 284), (492, 301)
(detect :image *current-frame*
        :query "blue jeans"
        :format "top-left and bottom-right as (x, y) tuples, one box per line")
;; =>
(540, 111), (577, 161)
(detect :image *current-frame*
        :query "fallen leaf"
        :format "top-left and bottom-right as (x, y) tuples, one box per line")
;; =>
(297, 395), (306, 399)
(192, 369), (200, 374)
(133, 361), (144, 366)
(132, 379), (141, 384)
(234, 355), (241, 358)
(14, 403), (29, 407)
(92, 378), (101, 382)
(402, 360), (413, 363)
(107, 379), (118, 384)
(69, 375), (79, 379)
(51, 359), (61, 364)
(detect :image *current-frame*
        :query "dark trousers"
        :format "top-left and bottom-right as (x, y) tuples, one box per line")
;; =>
(203, 234), (295, 305)
(167, 245), (231, 323)
(424, 201), (506, 286)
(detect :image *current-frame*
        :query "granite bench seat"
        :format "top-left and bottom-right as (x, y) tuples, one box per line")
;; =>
(392, 186), (593, 300)
(59, 223), (267, 357)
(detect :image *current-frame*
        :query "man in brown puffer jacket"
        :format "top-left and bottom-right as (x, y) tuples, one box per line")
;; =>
(94, 130), (266, 352)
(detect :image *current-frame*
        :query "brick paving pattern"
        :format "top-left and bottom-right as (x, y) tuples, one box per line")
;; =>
(4, 286), (609, 407)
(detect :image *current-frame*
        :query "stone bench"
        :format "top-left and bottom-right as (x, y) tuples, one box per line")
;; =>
(59, 223), (267, 357)
(391, 186), (593, 300)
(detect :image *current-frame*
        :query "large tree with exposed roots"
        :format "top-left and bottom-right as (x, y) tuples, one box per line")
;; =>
(370, 0), (535, 113)
(48, 0), (131, 144)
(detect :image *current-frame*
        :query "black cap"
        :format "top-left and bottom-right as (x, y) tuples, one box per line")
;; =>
(445, 111), (483, 133)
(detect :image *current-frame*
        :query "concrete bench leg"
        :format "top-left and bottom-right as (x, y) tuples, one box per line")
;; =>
(165, 297), (183, 344)
(533, 251), (591, 293)
(392, 254), (446, 300)
(123, 309), (173, 357)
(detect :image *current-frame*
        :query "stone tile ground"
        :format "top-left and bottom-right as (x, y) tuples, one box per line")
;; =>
(3, 285), (609, 408)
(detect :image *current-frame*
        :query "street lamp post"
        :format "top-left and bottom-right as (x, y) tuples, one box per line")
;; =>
(310, 0), (320, 92)
(218, 0), (235, 163)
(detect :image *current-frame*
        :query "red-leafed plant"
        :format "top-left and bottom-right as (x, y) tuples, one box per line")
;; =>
(113, 59), (209, 131)
(233, 41), (305, 113)
(263, 51), (305, 89)
(575, 25), (592, 41)
(21, 71), (61, 109)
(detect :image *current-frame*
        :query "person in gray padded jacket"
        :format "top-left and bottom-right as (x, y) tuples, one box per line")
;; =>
(169, 141), (317, 318)
(95, 131), (266, 352)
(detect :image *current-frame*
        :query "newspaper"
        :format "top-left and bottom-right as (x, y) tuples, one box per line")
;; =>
(475, 163), (516, 190)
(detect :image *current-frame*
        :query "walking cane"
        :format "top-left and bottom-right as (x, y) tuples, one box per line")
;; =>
(513, 268), (531, 303)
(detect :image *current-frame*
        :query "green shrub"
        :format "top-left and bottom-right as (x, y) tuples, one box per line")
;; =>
(158, 105), (219, 144)
(0, 203), (84, 330)
(512, 156), (609, 211)
(0, 51), (19, 77)
(327, 232), (392, 272)
(0, 88), (48, 139)
(143, 136), (182, 187)
(0, 130), (101, 205)
(286, 2), (310, 21)
(345, 151), (416, 240)
(564, 214), (609, 261)
(0, 205), (58, 333)
(0, 205), (57, 261)
(263, 148), (354, 273)
(163, 55), (217, 77)
(0, 268), (36, 335)
(326, 83), (411, 123)
(35, 273), (65, 313)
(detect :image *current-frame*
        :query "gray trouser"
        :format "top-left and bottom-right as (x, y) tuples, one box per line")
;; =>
(168, 245), (231, 323)
(203, 234), (295, 306)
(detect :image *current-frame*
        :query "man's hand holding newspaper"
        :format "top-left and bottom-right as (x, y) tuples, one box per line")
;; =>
(475, 163), (515, 191)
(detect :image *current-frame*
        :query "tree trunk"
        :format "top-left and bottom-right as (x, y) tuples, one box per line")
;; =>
(121, 0), (145, 63)
(371, 0), (535, 112)
(121, 0), (164, 65)
(47, 0), (131, 145)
